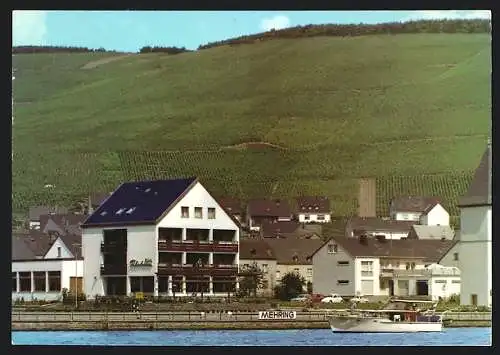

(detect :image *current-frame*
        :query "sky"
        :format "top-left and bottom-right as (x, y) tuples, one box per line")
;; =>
(12, 10), (491, 52)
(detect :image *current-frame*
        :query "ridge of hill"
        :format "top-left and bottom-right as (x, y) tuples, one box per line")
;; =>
(12, 31), (491, 218)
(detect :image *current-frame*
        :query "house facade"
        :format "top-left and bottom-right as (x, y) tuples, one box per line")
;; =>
(389, 196), (442, 222)
(12, 232), (83, 301)
(419, 203), (450, 226)
(265, 238), (323, 292)
(457, 142), (491, 307)
(81, 177), (241, 298)
(239, 239), (277, 296)
(312, 236), (457, 300)
(295, 196), (331, 223)
(246, 199), (292, 231)
(346, 217), (414, 240)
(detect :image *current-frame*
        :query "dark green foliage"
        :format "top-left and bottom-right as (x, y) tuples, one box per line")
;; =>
(139, 46), (191, 55)
(274, 272), (306, 300)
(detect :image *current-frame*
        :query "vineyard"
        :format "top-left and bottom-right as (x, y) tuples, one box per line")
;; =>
(11, 32), (490, 216)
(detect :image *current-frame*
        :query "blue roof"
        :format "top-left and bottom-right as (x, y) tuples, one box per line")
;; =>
(82, 177), (197, 227)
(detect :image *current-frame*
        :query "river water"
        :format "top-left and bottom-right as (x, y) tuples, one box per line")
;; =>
(12, 328), (491, 346)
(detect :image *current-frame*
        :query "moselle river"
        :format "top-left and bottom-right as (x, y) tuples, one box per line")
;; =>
(12, 328), (491, 346)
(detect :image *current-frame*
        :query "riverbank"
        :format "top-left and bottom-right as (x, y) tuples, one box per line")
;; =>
(12, 311), (491, 331)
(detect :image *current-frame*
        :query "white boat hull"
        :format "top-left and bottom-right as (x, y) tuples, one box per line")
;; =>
(329, 316), (442, 333)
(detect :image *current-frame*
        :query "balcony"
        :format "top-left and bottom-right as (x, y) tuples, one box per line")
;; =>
(380, 268), (394, 278)
(158, 240), (238, 253)
(157, 263), (238, 276)
(100, 264), (127, 275)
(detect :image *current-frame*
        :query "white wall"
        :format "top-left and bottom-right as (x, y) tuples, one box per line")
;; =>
(82, 227), (105, 297)
(420, 204), (450, 226)
(428, 277), (461, 301)
(12, 259), (83, 301)
(439, 243), (460, 269)
(312, 242), (356, 296)
(44, 238), (74, 259)
(157, 182), (239, 238)
(459, 206), (491, 306)
(297, 213), (331, 223)
(354, 258), (380, 296)
(393, 212), (421, 221)
(127, 225), (157, 278)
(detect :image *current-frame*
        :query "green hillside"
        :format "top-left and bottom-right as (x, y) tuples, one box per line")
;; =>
(12, 33), (491, 216)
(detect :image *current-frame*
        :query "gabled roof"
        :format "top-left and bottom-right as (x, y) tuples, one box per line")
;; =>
(217, 197), (243, 215)
(239, 239), (276, 260)
(82, 177), (197, 228)
(247, 198), (292, 218)
(58, 233), (82, 257)
(459, 143), (491, 207)
(40, 214), (87, 235)
(12, 231), (54, 260)
(261, 220), (301, 237)
(313, 236), (456, 263)
(28, 206), (69, 221)
(296, 196), (330, 214)
(390, 196), (441, 214)
(407, 225), (455, 240)
(347, 217), (414, 235)
(265, 238), (323, 265)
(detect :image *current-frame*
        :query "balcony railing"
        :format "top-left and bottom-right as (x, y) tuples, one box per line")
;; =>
(157, 263), (238, 276)
(158, 240), (238, 253)
(100, 264), (127, 275)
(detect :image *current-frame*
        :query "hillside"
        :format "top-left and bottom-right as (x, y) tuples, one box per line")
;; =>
(12, 32), (491, 217)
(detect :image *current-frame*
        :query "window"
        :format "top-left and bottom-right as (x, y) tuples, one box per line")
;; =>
(12, 272), (17, 292)
(361, 261), (373, 277)
(57, 247), (61, 258)
(453, 253), (459, 261)
(48, 271), (61, 291)
(262, 279), (269, 289)
(115, 208), (126, 215)
(294, 268), (300, 273)
(410, 262), (415, 270)
(327, 244), (338, 254)
(307, 268), (313, 277)
(405, 263), (410, 270)
(34, 272), (46, 291)
(194, 207), (203, 219)
(276, 270), (281, 279)
(304, 215), (310, 220)
(208, 208), (216, 219)
(337, 280), (349, 285)
(434, 280), (446, 284)
(317, 214), (325, 220)
(181, 207), (189, 218)
(262, 264), (268, 274)
(337, 261), (349, 266)
(19, 272), (31, 292)
(452, 280), (461, 284)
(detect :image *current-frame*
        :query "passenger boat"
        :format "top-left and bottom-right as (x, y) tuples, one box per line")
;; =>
(328, 299), (442, 333)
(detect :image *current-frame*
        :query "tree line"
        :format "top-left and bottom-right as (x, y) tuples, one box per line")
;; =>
(198, 18), (491, 50)
(12, 19), (490, 55)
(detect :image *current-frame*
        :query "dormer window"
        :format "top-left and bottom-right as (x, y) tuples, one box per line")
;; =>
(292, 254), (299, 262)
(126, 207), (136, 214)
(100, 211), (107, 216)
(116, 208), (126, 215)
(327, 244), (338, 254)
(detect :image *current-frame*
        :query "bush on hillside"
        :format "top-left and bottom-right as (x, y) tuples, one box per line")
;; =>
(12, 46), (117, 54)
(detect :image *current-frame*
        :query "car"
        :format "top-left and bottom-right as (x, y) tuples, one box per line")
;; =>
(321, 293), (344, 303)
(290, 294), (310, 302)
(350, 296), (369, 303)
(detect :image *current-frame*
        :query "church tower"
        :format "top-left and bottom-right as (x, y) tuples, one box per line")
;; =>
(457, 140), (492, 307)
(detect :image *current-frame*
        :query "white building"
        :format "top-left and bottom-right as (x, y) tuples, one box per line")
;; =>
(389, 196), (445, 223)
(12, 232), (83, 301)
(295, 196), (331, 223)
(456, 142), (492, 307)
(345, 217), (414, 240)
(81, 177), (241, 299)
(311, 235), (457, 300)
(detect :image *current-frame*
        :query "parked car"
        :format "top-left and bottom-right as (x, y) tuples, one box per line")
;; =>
(290, 294), (310, 302)
(350, 296), (369, 303)
(321, 293), (344, 303)
(309, 293), (325, 303)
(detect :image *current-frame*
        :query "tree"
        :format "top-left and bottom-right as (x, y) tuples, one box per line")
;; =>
(274, 272), (306, 300)
(238, 262), (264, 297)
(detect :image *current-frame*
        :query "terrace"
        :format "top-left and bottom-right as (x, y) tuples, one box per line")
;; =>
(158, 228), (238, 253)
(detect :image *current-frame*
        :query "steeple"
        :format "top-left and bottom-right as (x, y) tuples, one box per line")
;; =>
(458, 140), (491, 207)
